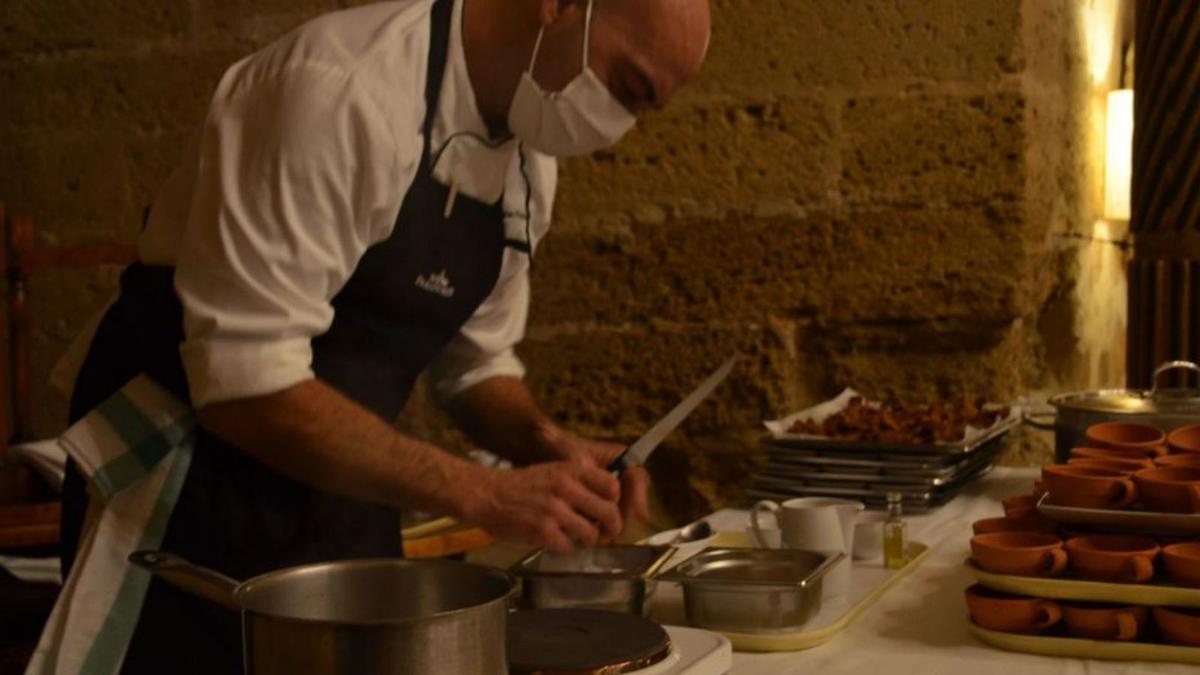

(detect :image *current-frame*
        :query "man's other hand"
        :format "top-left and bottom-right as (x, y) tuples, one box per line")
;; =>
(462, 460), (621, 553)
(536, 425), (652, 534)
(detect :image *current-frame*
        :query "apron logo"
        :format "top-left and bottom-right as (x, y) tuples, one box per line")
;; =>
(414, 269), (456, 298)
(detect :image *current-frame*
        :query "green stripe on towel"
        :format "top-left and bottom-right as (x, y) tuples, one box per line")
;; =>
(90, 454), (149, 501)
(91, 392), (195, 499)
(99, 391), (174, 468)
(79, 436), (195, 675)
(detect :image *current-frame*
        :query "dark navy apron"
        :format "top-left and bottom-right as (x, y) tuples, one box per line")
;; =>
(60, 1), (512, 671)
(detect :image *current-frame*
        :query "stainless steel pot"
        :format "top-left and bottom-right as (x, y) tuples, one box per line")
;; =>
(128, 551), (513, 675)
(1026, 361), (1200, 462)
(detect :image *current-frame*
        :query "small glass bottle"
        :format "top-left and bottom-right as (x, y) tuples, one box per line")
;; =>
(883, 492), (907, 569)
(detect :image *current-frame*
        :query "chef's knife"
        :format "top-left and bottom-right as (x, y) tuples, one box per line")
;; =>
(607, 356), (737, 473)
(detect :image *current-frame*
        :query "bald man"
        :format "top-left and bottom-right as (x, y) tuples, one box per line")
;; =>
(54, 0), (710, 671)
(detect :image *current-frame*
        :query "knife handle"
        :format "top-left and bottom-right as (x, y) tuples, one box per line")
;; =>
(606, 452), (631, 474)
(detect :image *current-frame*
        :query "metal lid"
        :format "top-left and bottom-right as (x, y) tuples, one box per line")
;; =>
(1050, 362), (1200, 415)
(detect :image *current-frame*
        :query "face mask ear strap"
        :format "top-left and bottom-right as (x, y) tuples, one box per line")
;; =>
(529, 0), (593, 73)
(527, 27), (546, 72)
(582, 0), (594, 70)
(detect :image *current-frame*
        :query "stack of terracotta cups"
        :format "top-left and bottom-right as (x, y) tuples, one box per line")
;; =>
(1056, 421), (1200, 514)
(964, 421), (1200, 650)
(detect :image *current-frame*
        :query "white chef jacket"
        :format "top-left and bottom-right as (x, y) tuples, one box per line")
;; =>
(138, 0), (556, 409)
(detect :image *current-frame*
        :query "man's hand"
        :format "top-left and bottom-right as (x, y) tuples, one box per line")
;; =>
(445, 376), (652, 547)
(461, 460), (622, 554)
(534, 424), (652, 531)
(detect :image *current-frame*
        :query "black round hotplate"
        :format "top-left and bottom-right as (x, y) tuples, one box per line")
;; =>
(507, 609), (672, 674)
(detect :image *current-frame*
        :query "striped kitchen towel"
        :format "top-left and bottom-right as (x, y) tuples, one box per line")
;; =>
(0, 555), (61, 585)
(25, 375), (196, 675)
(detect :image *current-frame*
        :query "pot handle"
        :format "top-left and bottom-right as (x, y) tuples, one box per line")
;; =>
(1115, 610), (1140, 641)
(1110, 479), (1139, 510)
(751, 501), (781, 549)
(1044, 548), (1069, 577)
(1150, 360), (1200, 395)
(128, 550), (241, 611)
(1022, 408), (1057, 431)
(1033, 600), (1062, 631)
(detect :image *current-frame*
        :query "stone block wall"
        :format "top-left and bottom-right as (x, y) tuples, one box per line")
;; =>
(524, 0), (1101, 516)
(0, 1), (1110, 522)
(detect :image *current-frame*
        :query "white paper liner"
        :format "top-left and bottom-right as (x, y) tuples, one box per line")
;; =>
(763, 388), (1018, 445)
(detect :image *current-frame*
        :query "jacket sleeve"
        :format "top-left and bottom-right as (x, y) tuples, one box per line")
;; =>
(174, 59), (419, 407)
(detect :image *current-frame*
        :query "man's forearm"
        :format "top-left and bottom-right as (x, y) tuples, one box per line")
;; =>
(446, 376), (567, 465)
(447, 376), (650, 529)
(198, 378), (483, 516)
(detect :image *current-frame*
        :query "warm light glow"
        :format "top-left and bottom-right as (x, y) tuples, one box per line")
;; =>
(1085, 0), (1120, 85)
(1105, 89), (1133, 221)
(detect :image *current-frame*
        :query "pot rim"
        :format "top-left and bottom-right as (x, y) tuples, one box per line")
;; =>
(1134, 467), (1200, 484)
(1065, 535), (1160, 556)
(234, 558), (516, 628)
(1046, 362), (1200, 415)
(1048, 388), (1200, 415)
(1043, 465), (1130, 480)
(1163, 542), (1200, 558)
(971, 532), (1063, 551)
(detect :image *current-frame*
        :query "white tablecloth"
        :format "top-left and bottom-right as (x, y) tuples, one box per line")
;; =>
(688, 467), (1194, 675)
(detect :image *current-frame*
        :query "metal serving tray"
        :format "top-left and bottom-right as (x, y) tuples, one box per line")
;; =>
(757, 443), (1001, 488)
(658, 548), (842, 634)
(512, 545), (674, 615)
(763, 449), (965, 473)
(747, 463), (995, 511)
(767, 414), (1019, 456)
(764, 434), (1008, 471)
(1036, 493), (1200, 535)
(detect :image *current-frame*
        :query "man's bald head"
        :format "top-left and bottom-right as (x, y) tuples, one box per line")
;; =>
(593, 0), (711, 112)
(463, 0), (712, 136)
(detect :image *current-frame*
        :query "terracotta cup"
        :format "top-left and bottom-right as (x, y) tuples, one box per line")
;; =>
(1065, 534), (1160, 583)
(1168, 424), (1200, 455)
(1133, 467), (1200, 513)
(1062, 602), (1149, 641)
(972, 516), (1058, 536)
(1001, 494), (1039, 518)
(1156, 453), (1200, 470)
(1067, 457), (1152, 475)
(1041, 465), (1138, 510)
(1153, 606), (1200, 647)
(1070, 447), (1156, 466)
(1162, 542), (1200, 588)
(964, 584), (1062, 634)
(1032, 480), (1047, 501)
(1085, 422), (1167, 457)
(971, 532), (1068, 578)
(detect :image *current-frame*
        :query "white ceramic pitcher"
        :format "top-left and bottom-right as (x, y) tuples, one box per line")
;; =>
(751, 497), (865, 598)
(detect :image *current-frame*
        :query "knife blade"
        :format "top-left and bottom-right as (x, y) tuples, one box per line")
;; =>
(607, 356), (737, 473)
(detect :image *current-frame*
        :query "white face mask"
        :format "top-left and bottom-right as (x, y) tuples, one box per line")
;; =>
(507, 0), (637, 157)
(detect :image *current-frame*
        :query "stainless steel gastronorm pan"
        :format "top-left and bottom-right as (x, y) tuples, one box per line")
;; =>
(512, 545), (675, 615)
(659, 548), (842, 633)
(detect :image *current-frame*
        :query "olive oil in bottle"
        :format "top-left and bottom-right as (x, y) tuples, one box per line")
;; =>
(883, 492), (907, 569)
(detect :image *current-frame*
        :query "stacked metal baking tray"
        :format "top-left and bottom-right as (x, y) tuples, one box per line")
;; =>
(748, 416), (1019, 511)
